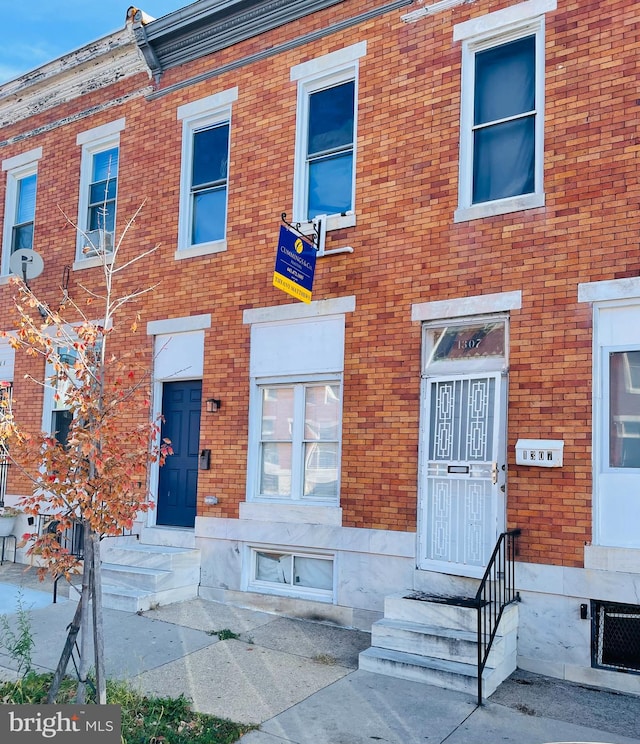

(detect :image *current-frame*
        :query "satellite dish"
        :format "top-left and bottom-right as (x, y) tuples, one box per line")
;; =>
(9, 249), (44, 283)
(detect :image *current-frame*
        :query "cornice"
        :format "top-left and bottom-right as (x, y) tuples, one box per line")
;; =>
(134, 0), (347, 79)
(0, 26), (150, 131)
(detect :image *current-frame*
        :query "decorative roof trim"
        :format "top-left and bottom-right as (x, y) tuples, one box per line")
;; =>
(134, 0), (349, 79)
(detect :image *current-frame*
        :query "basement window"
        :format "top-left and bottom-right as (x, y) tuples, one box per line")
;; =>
(248, 548), (335, 602)
(592, 600), (640, 674)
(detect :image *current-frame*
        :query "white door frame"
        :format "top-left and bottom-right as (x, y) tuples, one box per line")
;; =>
(417, 316), (508, 578)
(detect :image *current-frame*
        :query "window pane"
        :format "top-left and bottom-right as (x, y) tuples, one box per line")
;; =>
(192, 124), (229, 188)
(89, 202), (116, 232)
(256, 552), (292, 584)
(191, 187), (227, 244)
(260, 442), (292, 497)
(304, 442), (338, 499)
(305, 384), (340, 440)
(89, 178), (117, 206)
(12, 223), (34, 252)
(474, 36), (535, 125)
(473, 116), (535, 203)
(308, 152), (353, 219)
(308, 82), (354, 156)
(92, 148), (119, 182)
(610, 351), (640, 468)
(261, 387), (294, 440)
(294, 556), (333, 590)
(16, 174), (36, 223)
(426, 322), (506, 365)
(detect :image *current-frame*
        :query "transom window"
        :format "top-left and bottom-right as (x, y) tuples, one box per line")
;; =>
(258, 381), (341, 504)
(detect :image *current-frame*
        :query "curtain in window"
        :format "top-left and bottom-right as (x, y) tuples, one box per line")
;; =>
(473, 36), (535, 204)
(609, 351), (640, 468)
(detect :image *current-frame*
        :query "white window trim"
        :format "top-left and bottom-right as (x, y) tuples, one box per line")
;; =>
(244, 544), (336, 603)
(453, 1), (555, 223)
(74, 118), (125, 268)
(176, 87), (238, 259)
(248, 374), (343, 507)
(291, 42), (365, 232)
(1, 147), (43, 279)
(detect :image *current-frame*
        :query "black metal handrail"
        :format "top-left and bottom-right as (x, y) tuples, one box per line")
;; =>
(475, 528), (521, 706)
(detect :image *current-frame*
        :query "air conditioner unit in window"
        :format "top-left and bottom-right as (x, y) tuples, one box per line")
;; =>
(82, 229), (114, 256)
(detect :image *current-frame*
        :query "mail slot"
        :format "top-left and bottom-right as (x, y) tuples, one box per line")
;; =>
(447, 465), (469, 474)
(199, 449), (211, 470)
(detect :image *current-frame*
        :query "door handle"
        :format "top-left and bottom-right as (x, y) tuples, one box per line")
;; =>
(491, 462), (498, 485)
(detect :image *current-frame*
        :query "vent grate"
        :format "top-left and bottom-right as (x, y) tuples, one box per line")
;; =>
(592, 600), (640, 674)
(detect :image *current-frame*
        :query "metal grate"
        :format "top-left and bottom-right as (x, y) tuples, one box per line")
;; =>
(592, 600), (640, 674)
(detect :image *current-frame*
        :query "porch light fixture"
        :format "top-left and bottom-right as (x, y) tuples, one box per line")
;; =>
(206, 398), (221, 413)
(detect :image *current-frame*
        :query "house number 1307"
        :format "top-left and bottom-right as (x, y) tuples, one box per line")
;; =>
(458, 339), (481, 349)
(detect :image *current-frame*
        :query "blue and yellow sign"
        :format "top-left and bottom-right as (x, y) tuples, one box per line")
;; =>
(273, 225), (316, 303)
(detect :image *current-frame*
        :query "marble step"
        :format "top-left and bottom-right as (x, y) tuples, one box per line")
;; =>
(359, 646), (512, 698)
(371, 617), (509, 667)
(99, 561), (200, 593)
(99, 542), (201, 572)
(70, 581), (199, 613)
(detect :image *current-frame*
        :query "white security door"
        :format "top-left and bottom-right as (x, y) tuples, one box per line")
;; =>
(419, 373), (505, 574)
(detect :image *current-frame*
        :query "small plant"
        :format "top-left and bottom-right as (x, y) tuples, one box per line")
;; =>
(0, 505), (21, 517)
(0, 590), (35, 677)
(207, 628), (239, 640)
(312, 653), (337, 666)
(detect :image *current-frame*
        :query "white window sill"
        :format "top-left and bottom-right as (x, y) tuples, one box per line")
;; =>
(73, 254), (114, 271)
(175, 240), (227, 260)
(240, 502), (342, 526)
(454, 192), (545, 223)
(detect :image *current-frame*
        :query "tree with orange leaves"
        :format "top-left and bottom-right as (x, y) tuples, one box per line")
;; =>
(0, 204), (171, 703)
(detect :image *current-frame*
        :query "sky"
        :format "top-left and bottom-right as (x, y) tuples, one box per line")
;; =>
(0, 0), (191, 84)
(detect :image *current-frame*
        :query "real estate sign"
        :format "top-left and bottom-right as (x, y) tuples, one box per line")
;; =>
(273, 225), (316, 303)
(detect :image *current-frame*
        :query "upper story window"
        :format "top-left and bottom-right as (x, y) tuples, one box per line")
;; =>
(76, 118), (125, 264)
(1, 147), (42, 276)
(177, 87), (237, 259)
(454, 0), (555, 222)
(291, 42), (365, 232)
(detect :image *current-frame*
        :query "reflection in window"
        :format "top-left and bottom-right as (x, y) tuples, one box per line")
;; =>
(258, 382), (341, 502)
(254, 550), (333, 594)
(425, 322), (505, 367)
(609, 351), (640, 468)
(306, 82), (354, 219)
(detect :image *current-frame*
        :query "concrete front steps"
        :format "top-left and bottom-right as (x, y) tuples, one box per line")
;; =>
(72, 540), (201, 613)
(359, 592), (518, 698)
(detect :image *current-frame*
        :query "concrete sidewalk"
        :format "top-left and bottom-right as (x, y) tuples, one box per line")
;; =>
(0, 563), (639, 744)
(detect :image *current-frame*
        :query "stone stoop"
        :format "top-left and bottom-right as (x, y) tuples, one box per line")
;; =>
(71, 541), (201, 613)
(359, 593), (518, 698)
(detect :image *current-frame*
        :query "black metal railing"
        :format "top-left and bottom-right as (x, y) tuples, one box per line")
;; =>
(475, 528), (521, 705)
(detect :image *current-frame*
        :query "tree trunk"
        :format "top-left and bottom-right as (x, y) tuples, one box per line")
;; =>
(46, 596), (83, 703)
(91, 532), (107, 703)
(75, 520), (93, 703)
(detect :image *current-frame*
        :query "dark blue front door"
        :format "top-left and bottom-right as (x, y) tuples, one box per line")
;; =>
(157, 380), (201, 528)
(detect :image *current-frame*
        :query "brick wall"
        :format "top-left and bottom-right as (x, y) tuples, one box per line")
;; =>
(0, 0), (637, 568)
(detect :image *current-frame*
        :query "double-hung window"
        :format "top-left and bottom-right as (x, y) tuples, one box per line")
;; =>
(454, 1), (554, 222)
(177, 87), (237, 258)
(76, 118), (124, 262)
(258, 380), (341, 504)
(2, 147), (42, 275)
(292, 42), (365, 230)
